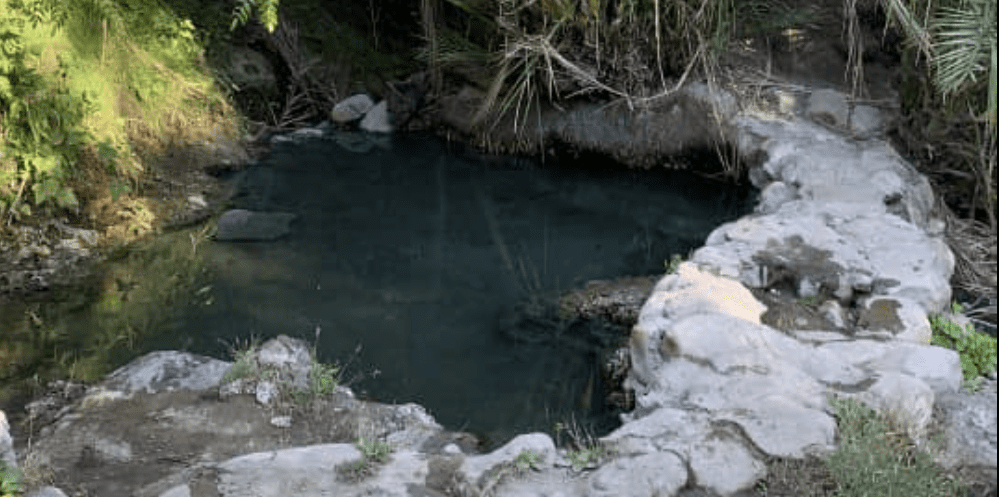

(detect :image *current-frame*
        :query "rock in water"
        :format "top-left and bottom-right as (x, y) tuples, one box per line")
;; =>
(216, 209), (297, 241)
(330, 94), (375, 123)
(360, 100), (392, 133)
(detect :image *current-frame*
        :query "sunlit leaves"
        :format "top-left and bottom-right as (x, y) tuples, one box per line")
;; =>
(230, 0), (280, 33)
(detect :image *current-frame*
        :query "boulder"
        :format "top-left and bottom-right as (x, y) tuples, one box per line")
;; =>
(459, 433), (557, 487)
(806, 88), (886, 138)
(932, 379), (998, 470)
(585, 451), (687, 497)
(386, 73), (428, 128)
(0, 410), (14, 469)
(219, 47), (277, 93)
(359, 100), (392, 133)
(215, 209), (297, 241)
(330, 94), (375, 123)
(100, 350), (232, 396)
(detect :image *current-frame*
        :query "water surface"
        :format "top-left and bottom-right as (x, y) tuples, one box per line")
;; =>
(142, 132), (755, 446)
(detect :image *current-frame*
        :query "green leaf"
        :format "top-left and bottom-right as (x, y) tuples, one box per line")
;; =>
(33, 176), (58, 204)
(98, 140), (118, 167)
(54, 185), (77, 209)
(110, 179), (130, 202)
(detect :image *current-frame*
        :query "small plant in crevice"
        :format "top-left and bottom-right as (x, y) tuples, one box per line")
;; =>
(930, 302), (998, 390)
(554, 417), (614, 471)
(664, 253), (685, 274)
(335, 438), (392, 483)
(795, 291), (828, 311)
(480, 449), (544, 495)
(0, 461), (23, 497)
(219, 336), (262, 385)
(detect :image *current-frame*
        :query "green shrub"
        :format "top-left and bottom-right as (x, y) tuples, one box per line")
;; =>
(0, 1), (92, 216)
(824, 396), (965, 497)
(930, 303), (998, 389)
(0, 461), (23, 497)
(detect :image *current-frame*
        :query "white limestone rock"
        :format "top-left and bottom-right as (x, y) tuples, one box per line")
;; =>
(807, 89), (850, 130)
(217, 444), (360, 496)
(0, 410), (15, 468)
(25, 488), (69, 497)
(852, 372), (936, 440)
(330, 94), (375, 123)
(359, 100), (392, 133)
(689, 436), (766, 495)
(459, 433), (556, 486)
(100, 351), (232, 395)
(694, 204), (953, 313)
(865, 342), (963, 394)
(932, 380), (998, 470)
(585, 451), (687, 497)
(157, 485), (190, 497)
(255, 335), (312, 391)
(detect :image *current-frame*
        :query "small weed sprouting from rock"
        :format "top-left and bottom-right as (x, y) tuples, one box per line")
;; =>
(664, 253), (685, 274)
(0, 461), (24, 497)
(335, 438), (392, 483)
(554, 417), (613, 471)
(220, 336), (262, 384)
(930, 302), (997, 391)
(480, 449), (543, 496)
(357, 438), (392, 463)
(309, 360), (340, 397)
(513, 449), (541, 471)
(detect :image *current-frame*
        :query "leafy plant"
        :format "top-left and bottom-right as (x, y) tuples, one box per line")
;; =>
(0, 461), (23, 497)
(930, 304), (998, 388)
(335, 438), (391, 482)
(0, 2), (94, 217)
(796, 292), (826, 310)
(566, 443), (612, 469)
(230, 0), (280, 33)
(309, 360), (340, 397)
(664, 253), (684, 274)
(356, 437), (392, 464)
(220, 338), (262, 384)
(513, 449), (541, 470)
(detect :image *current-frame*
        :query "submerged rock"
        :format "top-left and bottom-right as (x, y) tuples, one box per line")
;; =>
(215, 209), (297, 241)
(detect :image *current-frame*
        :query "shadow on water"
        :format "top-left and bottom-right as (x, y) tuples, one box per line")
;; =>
(2, 132), (756, 450)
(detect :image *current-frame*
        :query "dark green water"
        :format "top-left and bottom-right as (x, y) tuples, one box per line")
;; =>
(138, 132), (755, 446)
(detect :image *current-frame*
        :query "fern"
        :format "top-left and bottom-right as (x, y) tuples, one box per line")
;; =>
(230, 0), (280, 33)
(230, 0), (254, 31)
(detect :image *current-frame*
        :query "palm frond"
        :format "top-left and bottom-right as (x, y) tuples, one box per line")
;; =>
(931, 0), (996, 129)
(881, 0), (934, 60)
(932, 0), (993, 91)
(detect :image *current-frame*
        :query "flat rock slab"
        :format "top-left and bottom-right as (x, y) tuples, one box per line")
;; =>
(215, 209), (297, 241)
